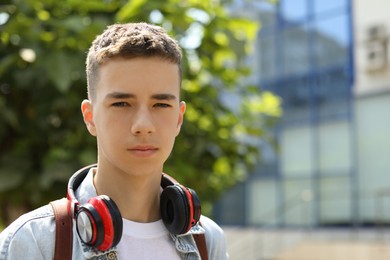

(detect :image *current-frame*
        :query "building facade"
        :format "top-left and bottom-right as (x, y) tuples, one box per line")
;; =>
(214, 0), (390, 227)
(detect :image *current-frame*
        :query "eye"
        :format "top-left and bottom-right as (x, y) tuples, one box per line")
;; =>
(154, 103), (171, 108)
(112, 102), (130, 107)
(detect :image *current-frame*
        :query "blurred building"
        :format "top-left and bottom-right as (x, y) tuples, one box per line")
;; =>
(214, 0), (390, 228)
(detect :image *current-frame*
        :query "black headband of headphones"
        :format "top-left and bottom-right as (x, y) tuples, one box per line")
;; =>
(65, 164), (201, 251)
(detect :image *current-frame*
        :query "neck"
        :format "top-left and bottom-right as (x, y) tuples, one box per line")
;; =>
(93, 163), (162, 223)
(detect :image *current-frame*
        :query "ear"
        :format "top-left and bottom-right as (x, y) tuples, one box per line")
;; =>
(81, 99), (97, 136)
(176, 101), (186, 136)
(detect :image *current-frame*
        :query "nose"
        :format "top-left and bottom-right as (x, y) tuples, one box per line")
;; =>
(131, 107), (156, 135)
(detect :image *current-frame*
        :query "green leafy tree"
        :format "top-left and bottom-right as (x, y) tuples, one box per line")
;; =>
(0, 0), (280, 225)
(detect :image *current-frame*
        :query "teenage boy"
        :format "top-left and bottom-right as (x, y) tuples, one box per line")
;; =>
(0, 22), (228, 259)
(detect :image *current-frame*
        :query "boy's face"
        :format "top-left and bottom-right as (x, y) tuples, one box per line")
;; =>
(82, 57), (185, 175)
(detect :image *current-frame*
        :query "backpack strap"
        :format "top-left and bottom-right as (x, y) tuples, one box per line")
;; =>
(193, 222), (208, 260)
(50, 198), (73, 260)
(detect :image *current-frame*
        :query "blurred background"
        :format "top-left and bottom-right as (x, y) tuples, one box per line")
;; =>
(1, 0), (390, 259)
(214, 0), (390, 259)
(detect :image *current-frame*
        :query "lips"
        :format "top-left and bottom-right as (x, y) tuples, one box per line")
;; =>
(128, 145), (158, 157)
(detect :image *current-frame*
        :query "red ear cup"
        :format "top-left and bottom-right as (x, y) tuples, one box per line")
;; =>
(188, 188), (201, 225)
(101, 196), (123, 248)
(75, 195), (123, 251)
(160, 185), (201, 235)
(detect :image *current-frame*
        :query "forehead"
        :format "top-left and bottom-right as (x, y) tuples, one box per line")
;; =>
(95, 57), (181, 99)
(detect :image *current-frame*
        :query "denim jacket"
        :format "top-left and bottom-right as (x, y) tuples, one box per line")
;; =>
(0, 168), (228, 259)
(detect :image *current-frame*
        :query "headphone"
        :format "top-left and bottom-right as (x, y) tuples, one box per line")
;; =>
(67, 165), (201, 251)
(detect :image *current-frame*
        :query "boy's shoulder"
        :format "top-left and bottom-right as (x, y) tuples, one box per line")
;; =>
(0, 204), (56, 259)
(198, 215), (228, 259)
(199, 215), (224, 237)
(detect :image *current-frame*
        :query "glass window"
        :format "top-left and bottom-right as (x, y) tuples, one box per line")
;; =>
(313, 14), (350, 70)
(258, 35), (276, 81)
(316, 69), (351, 117)
(214, 183), (246, 225)
(283, 178), (314, 226)
(248, 180), (278, 226)
(254, 140), (278, 177)
(282, 25), (310, 76)
(313, 39), (349, 69)
(318, 121), (351, 173)
(280, 125), (314, 177)
(257, 0), (353, 119)
(279, 77), (311, 122)
(319, 177), (351, 224)
(281, 0), (308, 22)
(314, 0), (347, 15)
(315, 14), (350, 47)
(258, 3), (277, 30)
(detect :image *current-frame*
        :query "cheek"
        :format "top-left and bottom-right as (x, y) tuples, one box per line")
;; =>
(157, 114), (180, 131)
(160, 119), (181, 147)
(94, 114), (126, 140)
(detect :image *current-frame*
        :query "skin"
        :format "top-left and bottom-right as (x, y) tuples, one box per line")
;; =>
(81, 57), (186, 222)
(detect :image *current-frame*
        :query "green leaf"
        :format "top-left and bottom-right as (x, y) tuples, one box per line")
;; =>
(0, 169), (24, 192)
(44, 52), (74, 92)
(116, 0), (148, 21)
(0, 54), (17, 77)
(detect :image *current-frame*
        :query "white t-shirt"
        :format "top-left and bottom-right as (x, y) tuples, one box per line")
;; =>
(117, 218), (181, 260)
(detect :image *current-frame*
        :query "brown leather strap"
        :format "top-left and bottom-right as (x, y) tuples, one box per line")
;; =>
(193, 233), (208, 260)
(50, 198), (73, 260)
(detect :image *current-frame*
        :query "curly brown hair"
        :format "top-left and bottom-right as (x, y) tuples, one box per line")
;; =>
(86, 22), (182, 100)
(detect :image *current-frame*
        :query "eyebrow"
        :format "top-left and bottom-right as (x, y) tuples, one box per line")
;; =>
(105, 92), (135, 99)
(105, 92), (177, 101)
(151, 94), (177, 101)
